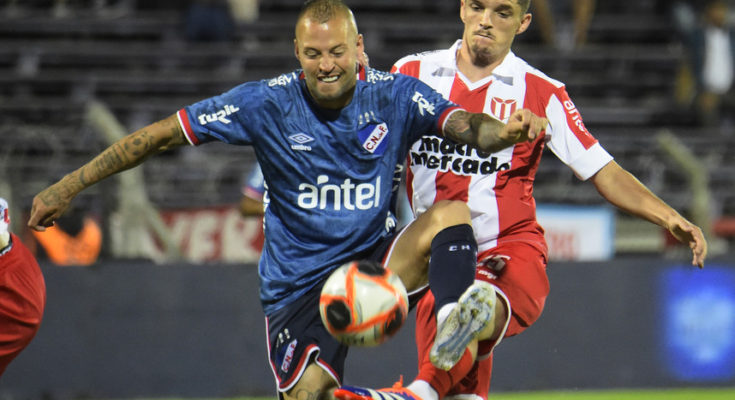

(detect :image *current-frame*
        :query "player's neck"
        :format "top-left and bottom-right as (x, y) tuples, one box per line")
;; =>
(456, 45), (505, 83)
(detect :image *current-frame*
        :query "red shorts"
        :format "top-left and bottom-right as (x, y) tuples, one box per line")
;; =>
(0, 235), (46, 376)
(414, 240), (549, 398)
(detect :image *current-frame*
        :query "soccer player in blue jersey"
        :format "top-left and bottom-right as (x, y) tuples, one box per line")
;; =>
(28, 1), (547, 399)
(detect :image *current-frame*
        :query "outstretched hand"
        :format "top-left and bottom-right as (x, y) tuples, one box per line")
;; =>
(668, 216), (708, 268)
(28, 180), (77, 231)
(502, 109), (548, 144)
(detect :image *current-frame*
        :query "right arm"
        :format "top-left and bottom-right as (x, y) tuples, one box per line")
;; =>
(443, 109), (548, 153)
(28, 114), (187, 231)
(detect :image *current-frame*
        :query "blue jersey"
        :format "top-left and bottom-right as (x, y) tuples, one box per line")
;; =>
(242, 162), (265, 201)
(177, 67), (461, 314)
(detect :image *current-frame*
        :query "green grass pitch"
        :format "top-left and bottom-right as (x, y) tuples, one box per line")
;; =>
(136, 387), (735, 400)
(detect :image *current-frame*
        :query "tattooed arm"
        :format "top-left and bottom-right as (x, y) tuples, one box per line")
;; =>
(28, 114), (187, 231)
(443, 109), (548, 153)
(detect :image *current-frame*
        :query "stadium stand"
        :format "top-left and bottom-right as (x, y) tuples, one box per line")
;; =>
(1, 0), (733, 248)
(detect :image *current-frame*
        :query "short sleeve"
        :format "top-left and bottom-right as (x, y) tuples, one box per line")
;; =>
(393, 74), (463, 143)
(177, 81), (265, 146)
(544, 86), (613, 180)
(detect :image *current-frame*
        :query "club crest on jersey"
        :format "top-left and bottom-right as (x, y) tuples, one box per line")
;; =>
(358, 123), (389, 155)
(489, 97), (517, 121)
(197, 104), (240, 125)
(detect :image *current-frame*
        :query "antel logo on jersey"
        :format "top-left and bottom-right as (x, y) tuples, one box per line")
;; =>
(298, 175), (381, 211)
(289, 133), (314, 151)
(197, 104), (240, 125)
(361, 123), (389, 154)
(412, 91), (436, 116)
(490, 97), (517, 121)
(411, 136), (510, 176)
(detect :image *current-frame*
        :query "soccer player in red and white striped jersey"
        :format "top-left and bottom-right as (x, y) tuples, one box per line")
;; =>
(335, 1), (708, 400)
(0, 198), (46, 377)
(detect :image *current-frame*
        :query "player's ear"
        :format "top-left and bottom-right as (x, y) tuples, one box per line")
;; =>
(517, 13), (532, 34)
(356, 33), (364, 53)
(294, 38), (300, 61)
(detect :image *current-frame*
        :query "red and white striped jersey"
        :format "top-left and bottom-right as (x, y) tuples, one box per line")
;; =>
(392, 40), (613, 253)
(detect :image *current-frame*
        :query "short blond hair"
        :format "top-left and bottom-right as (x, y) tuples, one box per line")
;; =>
(296, 0), (358, 37)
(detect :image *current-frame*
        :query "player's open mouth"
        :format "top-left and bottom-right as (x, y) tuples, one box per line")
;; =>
(319, 75), (340, 83)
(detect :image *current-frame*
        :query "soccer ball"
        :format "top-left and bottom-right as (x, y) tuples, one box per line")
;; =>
(319, 260), (409, 346)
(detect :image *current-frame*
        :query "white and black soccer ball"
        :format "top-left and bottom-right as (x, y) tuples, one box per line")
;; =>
(319, 260), (409, 346)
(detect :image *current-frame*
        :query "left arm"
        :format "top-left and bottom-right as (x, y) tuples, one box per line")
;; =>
(443, 109), (548, 153)
(591, 160), (708, 268)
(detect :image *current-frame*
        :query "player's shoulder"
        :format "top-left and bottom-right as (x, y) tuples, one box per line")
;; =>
(224, 71), (300, 99)
(263, 71), (303, 90)
(508, 52), (565, 89)
(364, 68), (397, 85)
(394, 47), (453, 71)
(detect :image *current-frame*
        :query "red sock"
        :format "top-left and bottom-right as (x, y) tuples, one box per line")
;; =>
(416, 347), (474, 398)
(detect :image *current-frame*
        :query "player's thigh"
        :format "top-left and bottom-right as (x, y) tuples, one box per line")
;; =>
(283, 363), (339, 400)
(478, 241), (549, 338)
(385, 200), (471, 292)
(0, 310), (39, 375)
(266, 285), (346, 396)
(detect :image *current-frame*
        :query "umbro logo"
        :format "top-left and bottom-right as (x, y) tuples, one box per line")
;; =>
(289, 133), (314, 151)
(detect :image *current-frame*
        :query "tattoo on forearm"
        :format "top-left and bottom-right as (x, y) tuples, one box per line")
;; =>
(444, 111), (473, 144)
(444, 112), (510, 153)
(81, 129), (161, 187)
(95, 143), (127, 172)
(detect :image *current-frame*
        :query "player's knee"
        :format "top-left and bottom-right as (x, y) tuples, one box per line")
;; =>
(426, 200), (471, 229)
(284, 364), (338, 400)
(284, 384), (337, 400)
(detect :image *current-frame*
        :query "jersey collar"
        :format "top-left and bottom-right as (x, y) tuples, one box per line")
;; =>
(451, 39), (517, 87)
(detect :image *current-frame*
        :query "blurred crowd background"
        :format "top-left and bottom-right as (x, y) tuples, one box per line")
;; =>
(1, 0), (734, 264)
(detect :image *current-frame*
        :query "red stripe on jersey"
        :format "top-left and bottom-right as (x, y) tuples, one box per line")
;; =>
(177, 109), (199, 145)
(432, 76), (491, 203)
(494, 73), (554, 241)
(392, 59), (420, 77)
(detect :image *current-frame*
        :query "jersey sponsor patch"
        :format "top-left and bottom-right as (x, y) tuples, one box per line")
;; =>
(197, 104), (240, 125)
(358, 123), (389, 155)
(410, 136), (510, 176)
(289, 133), (315, 151)
(411, 91), (437, 116)
(297, 175), (381, 211)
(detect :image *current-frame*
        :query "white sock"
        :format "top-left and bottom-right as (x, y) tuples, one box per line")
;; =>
(407, 380), (438, 400)
(436, 302), (457, 325)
